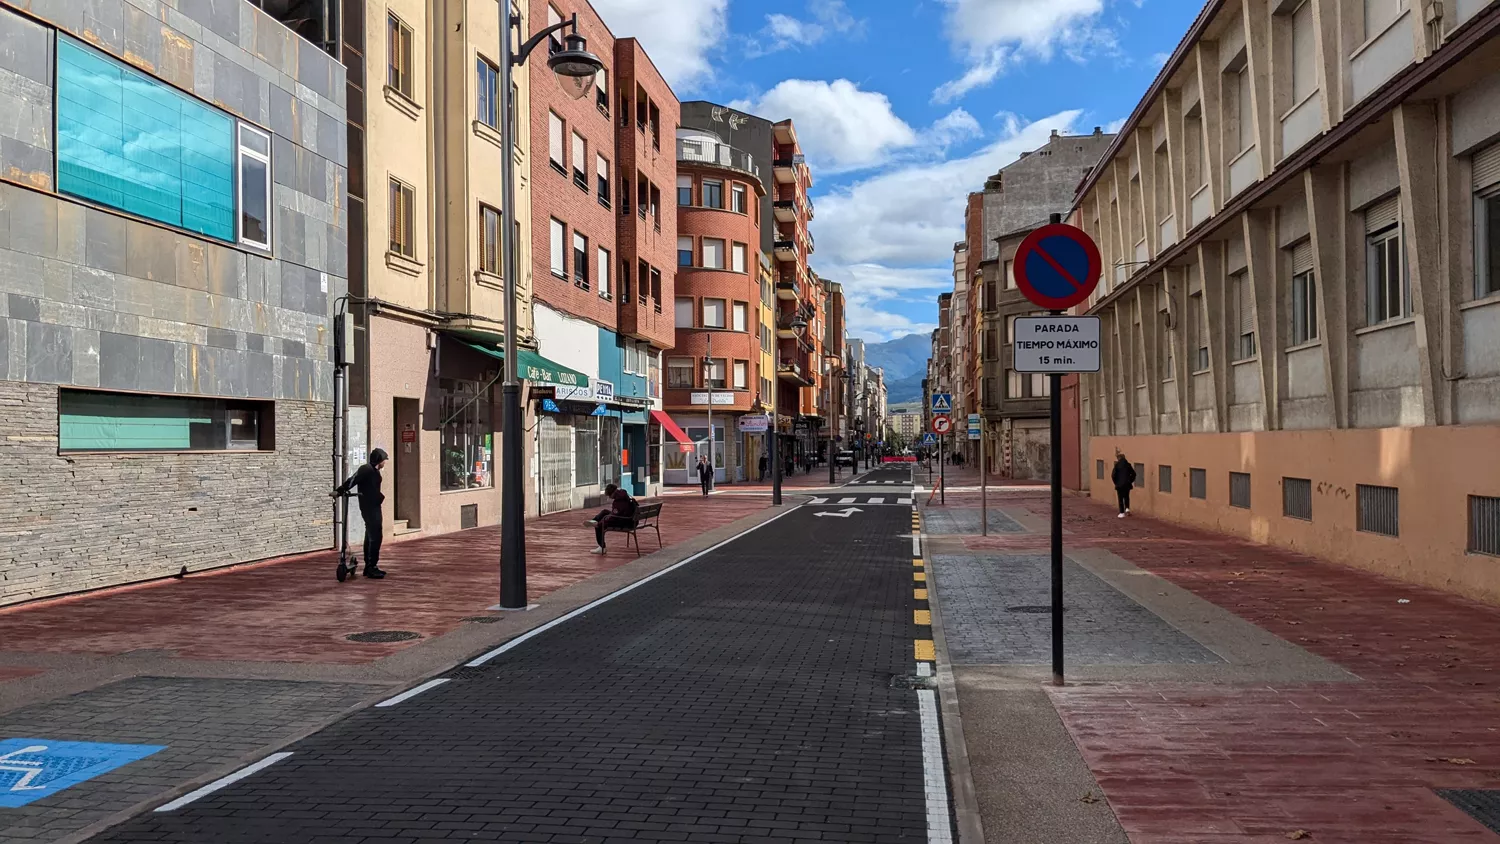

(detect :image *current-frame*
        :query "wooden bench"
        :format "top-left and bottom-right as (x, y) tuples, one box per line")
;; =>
(602, 502), (663, 556)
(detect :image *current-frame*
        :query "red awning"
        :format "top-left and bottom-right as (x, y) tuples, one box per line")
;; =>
(649, 410), (692, 444)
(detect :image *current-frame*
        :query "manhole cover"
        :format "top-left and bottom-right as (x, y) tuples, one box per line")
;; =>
(461, 616), (502, 624)
(1007, 605), (1062, 614)
(1437, 790), (1500, 833)
(344, 630), (421, 643)
(447, 667), (491, 681)
(889, 674), (937, 690)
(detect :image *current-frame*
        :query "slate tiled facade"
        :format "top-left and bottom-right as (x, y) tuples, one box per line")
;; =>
(0, 0), (347, 605)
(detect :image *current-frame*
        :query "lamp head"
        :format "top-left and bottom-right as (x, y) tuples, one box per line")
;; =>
(549, 32), (603, 100)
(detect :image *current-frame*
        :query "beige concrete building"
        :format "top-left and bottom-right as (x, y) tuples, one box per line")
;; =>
(352, 0), (534, 539)
(1073, 0), (1500, 600)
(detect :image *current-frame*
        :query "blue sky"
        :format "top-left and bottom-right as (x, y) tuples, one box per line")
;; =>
(592, 0), (1204, 341)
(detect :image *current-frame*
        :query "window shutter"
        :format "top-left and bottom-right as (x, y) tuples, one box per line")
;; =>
(1291, 240), (1313, 274)
(1236, 275), (1254, 335)
(1473, 143), (1500, 191)
(1365, 195), (1399, 233)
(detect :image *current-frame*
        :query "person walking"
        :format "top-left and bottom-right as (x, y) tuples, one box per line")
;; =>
(697, 454), (714, 496)
(1111, 453), (1137, 518)
(758, 453), (769, 483)
(331, 448), (390, 579)
(585, 484), (637, 555)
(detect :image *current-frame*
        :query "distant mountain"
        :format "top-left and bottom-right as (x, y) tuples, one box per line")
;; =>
(863, 333), (929, 381)
(883, 373), (926, 405)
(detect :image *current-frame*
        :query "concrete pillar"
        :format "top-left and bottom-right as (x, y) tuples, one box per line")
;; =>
(1198, 240), (1230, 431)
(1136, 282), (1161, 432)
(1244, 0), (1274, 176)
(1194, 41), (1224, 214)
(1305, 165), (1350, 428)
(1243, 207), (1281, 429)
(1394, 100), (1445, 427)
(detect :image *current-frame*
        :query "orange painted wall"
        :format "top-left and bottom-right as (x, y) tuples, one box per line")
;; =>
(1088, 426), (1500, 603)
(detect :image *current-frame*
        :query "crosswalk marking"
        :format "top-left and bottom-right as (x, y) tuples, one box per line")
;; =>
(810, 497), (828, 504)
(869, 497), (885, 504)
(838, 497), (856, 504)
(898, 497), (912, 504)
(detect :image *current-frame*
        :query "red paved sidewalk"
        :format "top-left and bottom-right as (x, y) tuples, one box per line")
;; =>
(0, 495), (768, 668)
(945, 488), (1500, 843)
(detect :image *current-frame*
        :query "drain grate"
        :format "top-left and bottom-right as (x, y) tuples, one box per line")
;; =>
(344, 630), (422, 643)
(1007, 605), (1062, 614)
(889, 674), (937, 690)
(461, 616), (502, 624)
(447, 667), (492, 681)
(1437, 789), (1500, 833)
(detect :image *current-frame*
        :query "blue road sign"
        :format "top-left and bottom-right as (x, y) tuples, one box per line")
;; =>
(921, 433), (938, 445)
(930, 393), (953, 414)
(0, 738), (164, 808)
(1013, 223), (1103, 311)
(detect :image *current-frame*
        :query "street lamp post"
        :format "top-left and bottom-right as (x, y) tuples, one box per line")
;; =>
(498, 10), (603, 610)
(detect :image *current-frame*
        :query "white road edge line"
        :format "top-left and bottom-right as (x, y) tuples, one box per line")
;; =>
(466, 504), (805, 667)
(912, 534), (921, 556)
(375, 678), (450, 709)
(155, 752), (293, 812)
(918, 688), (954, 843)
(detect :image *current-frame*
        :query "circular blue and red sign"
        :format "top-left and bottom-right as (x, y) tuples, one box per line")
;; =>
(1013, 223), (1102, 311)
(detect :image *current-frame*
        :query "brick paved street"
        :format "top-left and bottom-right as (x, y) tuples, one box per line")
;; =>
(89, 492), (929, 843)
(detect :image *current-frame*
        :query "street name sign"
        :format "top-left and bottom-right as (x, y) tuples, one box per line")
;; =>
(930, 393), (952, 415)
(931, 416), (952, 435)
(967, 413), (981, 441)
(1013, 223), (1102, 312)
(1012, 316), (1102, 373)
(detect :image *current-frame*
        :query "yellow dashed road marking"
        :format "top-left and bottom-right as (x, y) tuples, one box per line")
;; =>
(914, 610), (931, 625)
(914, 571), (926, 583)
(915, 640), (935, 661)
(914, 558), (924, 568)
(914, 588), (928, 600)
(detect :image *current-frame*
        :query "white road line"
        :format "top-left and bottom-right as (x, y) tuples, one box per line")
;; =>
(467, 505), (805, 667)
(899, 498), (913, 505)
(869, 497), (885, 504)
(912, 534), (921, 556)
(375, 678), (450, 709)
(838, 497), (857, 504)
(810, 497), (828, 504)
(155, 753), (293, 812)
(919, 689), (955, 842)
(916, 662), (932, 677)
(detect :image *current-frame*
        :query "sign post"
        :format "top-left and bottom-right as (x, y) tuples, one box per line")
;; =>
(968, 413), (985, 536)
(931, 394), (951, 505)
(1012, 214), (1103, 687)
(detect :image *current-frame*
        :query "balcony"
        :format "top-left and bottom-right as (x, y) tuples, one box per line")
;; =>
(777, 359), (814, 385)
(676, 137), (760, 179)
(773, 200), (796, 223)
(775, 274), (800, 300)
(773, 154), (805, 185)
(774, 239), (798, 262)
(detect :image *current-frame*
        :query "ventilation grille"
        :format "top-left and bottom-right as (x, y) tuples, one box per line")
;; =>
(461, 503), (478, 530)
(1159, 465), (1172, 493)
(1096, 459), (1105, 480)
(1283, 477), (1312, 520)
(1357, 484), (1399, 536)
(1229, 472), (1251, 509)
(1469, 495), (1500, 556)
(1190, 468), (1207, 500)
(1133, 463), (1145, 488)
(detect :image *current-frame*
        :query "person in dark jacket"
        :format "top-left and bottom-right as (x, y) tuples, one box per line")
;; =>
(758, 454), (769, 482)
(585, 484), (637, 554)
(696, 455), (714, 495)
(332, 448), (390, 579)
(1111, 454), (1137, 518)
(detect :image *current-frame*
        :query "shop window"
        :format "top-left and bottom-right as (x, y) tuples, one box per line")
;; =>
(59, 389), (272, 452)
(440, 379), (493, 491)
(574, 416), (600, 487)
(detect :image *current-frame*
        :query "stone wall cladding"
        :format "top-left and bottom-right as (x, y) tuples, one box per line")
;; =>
(0, 381), (331, 605)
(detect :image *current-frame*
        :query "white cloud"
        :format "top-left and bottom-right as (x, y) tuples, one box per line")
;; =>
(588, 0), (728, 92)
(1104, 117), (1128, 133)
(732, 80), (918, 173)
(1149, 51), (1172, 68)
(925, 109), (983, 149)
(933, 0), (1117, 101)
(750, 1), (862, 55)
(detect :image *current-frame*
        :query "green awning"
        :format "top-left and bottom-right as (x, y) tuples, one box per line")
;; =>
(460, 341), (589, 389)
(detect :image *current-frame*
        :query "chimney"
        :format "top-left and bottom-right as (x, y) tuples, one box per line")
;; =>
(1094, 126), (1103, 135)
(1050, 129), (1059, 140)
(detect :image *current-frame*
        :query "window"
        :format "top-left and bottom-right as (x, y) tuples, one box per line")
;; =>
(477, 56), (499, 128)
(649, 102), (660, 149)
(703, 238), (725, 269)
(1229, 472), (1251, 508)
(1236, 68), (1253, 153)
(597, 247), (611, 298)
(1191, 291), (1209, 371)
(1469, 495), (1500, 556)
(548, 112), (565, 171)
(574, 417), (600, 487)
(1096, 459), (1105, 479)
(1006, 369), (1022, 398)
(705, 359), (727, 389)
(59, 390), (272, 452)
(1030, 373), (1050, 397)
(387, 14), (413, 98)
(732, 184), (748, 213)
(703, 179), (724, 209)
(677, 236), (694, 267)
(546, 4), (564, 53)
(389, 178), (415, 257)
(650, 185), (661, 226)
(1472, 144), (1500, 298)
(57, 38), (237, 242)
(1364, 0), (1407, 39)
(702, 298), (726, 329)
(668, 357), (695, 388)
(439, 379), (493, 490)
(1159, 465), (1173, 493)
(1365, 197), (1407, 324)
(573, 231), (589, 289)
(1190, 468), (1207, 499)
(1232, 272), (1255, 360)
(596, 67), (609, 113)
(677, 174), (693, 206)
(596, 154), (610, 206)
(732, 242), (747, 273)
(1005, 314), (1017, 343)
(549, 218), (566, 277)
(651, 267), (662, 306)
(1133, 463), (1145, 488)
(732, 302), (748, 332)
(572, 132), (587, 188)
(1290, 241), (1318, 344)
(1357, 484), (1399, 537)
(1290, 2), (1316, 102)
(620, 260), (632, 300)
(237, 124), (271, 249)
(1004, 259), (1016, 289)
(674, 297), (694, 327)
(732, 361), (749, 390)
(479, 204), (501, 275)
(1284, 477), (1312, 520)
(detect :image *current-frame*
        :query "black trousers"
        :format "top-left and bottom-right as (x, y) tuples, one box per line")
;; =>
(594, 513), (627, 547)
(700, 476), (711, 495)
(1116, 489), (1131, 514)
(361, 506), (383, 569)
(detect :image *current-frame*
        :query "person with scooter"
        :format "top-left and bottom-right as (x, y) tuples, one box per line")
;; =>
(332, 448), (390, 579)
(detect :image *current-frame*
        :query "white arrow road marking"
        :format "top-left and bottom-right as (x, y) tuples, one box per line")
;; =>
(814, 507), (862, 518)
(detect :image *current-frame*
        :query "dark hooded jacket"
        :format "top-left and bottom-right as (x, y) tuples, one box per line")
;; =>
(337, 448), (388, 511)
(1111, 457), (1137, 492)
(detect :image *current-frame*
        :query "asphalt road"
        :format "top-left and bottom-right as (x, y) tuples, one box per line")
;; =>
(91, 473), (929, 843)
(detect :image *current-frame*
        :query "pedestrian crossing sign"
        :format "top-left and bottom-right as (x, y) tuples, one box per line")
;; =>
(930, 393), (953, 414)
(921, 433), (938, 445)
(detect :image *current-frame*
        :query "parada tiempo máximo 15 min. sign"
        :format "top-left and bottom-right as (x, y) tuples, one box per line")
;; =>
(1012, 316), (1102, 373)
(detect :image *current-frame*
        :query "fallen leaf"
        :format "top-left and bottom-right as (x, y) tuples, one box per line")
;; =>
(1079, 791), (1099, 804)
(1426, 757), (1477, 765)
(1286, 830), (1311, 840)
(1231, 571), (1245, 577)
(1439, 634), (1458, 639)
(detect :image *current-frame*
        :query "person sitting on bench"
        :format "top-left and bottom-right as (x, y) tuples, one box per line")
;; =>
(585, 484), (638, 555)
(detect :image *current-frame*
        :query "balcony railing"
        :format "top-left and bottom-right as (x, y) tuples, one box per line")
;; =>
(773, 239), (798, 261)
(773, 154), (806, 168)
(676, 138), (760, 178)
